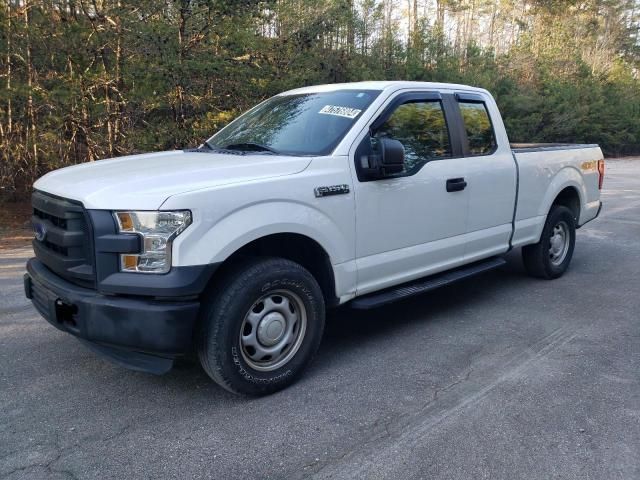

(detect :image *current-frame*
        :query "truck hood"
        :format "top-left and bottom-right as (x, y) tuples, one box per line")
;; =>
(34, 150), (312, 210)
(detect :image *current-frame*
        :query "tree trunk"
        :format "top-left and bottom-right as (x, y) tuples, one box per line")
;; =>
(176, 0), (188, 129)
(347, 0), (355, 54)
(5, 0), (12, 135)
(413, 0), (418, 48)
(114, 0), (123, 148)
(23, 0), (38, 176)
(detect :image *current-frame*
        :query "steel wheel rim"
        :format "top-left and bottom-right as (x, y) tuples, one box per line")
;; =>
(239, 289), (307, 372)
(549, 220), (570, 266)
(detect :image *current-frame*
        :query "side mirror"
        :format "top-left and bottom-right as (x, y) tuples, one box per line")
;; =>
(379, 138), (405, 175)
(359, 137), (405, 179)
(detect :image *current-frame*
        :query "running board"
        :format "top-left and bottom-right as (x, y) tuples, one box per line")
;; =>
(350, 257), (507, 310)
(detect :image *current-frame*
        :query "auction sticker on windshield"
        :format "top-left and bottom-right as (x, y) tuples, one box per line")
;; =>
(319, 105), (362, 119)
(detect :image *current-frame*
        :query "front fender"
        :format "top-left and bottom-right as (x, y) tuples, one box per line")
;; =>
(172, 200), (352, 267)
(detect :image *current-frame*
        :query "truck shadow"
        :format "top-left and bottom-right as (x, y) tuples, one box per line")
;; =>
(317, 249), (527, 362)
(168, 249), (528, 395)
(4, 249), (533, 422)
(56, 249), (529, 404)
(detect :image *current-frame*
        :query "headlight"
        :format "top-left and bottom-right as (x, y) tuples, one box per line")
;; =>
(113, 211), (192, 274)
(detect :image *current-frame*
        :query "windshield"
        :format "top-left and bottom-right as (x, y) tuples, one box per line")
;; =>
(206, 89), (381, 156)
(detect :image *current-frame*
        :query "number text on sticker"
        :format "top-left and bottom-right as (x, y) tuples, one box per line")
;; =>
(319, 105), (362, 119)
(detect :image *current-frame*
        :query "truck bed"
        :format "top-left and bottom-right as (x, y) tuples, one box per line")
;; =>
(510, 143), (603, 249)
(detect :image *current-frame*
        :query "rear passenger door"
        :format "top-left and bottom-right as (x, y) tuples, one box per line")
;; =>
(452, 92), (517, 262)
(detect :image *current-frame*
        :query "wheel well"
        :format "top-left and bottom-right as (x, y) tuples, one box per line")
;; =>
(552, 187), (580, 222)
(219, 233), (338, 307)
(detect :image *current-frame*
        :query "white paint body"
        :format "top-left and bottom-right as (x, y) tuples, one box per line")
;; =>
(34, 81), (603, 304)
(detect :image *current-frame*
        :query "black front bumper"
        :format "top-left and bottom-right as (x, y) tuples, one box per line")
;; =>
(25, 258), (201, 374)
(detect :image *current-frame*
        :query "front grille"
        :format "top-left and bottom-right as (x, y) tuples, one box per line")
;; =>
(34, 207), (68, 229)
(42, 239), (68, 256)
(31, 191), (95, 288)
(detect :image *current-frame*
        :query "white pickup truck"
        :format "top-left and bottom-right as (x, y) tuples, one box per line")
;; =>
(24, 81), (604, 395)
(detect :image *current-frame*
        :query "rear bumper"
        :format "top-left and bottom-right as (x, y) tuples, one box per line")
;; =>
(24, 258), (200, 373)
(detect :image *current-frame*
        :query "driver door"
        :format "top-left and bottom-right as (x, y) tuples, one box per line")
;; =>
(350, 92), (470, 295)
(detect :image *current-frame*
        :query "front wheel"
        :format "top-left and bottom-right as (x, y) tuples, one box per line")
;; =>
(197, 257), (325, 396)
(522, 205), (576, 279)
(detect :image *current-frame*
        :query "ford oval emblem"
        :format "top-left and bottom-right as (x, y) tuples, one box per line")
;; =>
(33, 222), (47, 242)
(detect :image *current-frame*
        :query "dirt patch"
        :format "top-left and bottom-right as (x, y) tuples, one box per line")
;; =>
(0, 200), (32, 250)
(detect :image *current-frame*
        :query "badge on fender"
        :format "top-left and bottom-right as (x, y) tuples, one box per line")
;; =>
(314, 185), (350, 198)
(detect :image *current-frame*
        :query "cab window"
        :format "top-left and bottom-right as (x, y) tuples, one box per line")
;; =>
(458, 101), (497, 155)
(372, 101), (452, 174)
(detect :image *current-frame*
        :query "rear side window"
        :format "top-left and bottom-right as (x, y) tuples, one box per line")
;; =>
(459, 101), (496, 155)
(372, 101), (452, 173)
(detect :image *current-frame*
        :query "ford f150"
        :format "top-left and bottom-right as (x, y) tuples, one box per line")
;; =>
(24, 81), (604, 395)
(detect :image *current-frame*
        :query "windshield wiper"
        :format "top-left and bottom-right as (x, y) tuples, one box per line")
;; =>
(220, 142), (280, 154)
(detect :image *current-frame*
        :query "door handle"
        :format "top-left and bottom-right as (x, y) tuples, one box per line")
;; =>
(446, 177), (467, 192)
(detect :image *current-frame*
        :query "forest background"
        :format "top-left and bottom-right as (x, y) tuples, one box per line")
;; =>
(1, 0), (639, 201)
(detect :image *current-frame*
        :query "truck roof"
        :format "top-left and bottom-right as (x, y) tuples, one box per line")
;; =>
(282, 81), (488, 96)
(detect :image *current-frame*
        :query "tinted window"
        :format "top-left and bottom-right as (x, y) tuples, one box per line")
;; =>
(372, 101), (451, 173)
(459, 101), (496, 155)
(206, 90), (380, 156)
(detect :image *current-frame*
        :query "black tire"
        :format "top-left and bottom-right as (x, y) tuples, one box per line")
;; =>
(522, 205), (576, 279)
(197, 257), (325, 396)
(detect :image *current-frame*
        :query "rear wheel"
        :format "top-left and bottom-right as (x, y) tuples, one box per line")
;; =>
(197, 257), (325, 396)
(522, 205), (576, 279)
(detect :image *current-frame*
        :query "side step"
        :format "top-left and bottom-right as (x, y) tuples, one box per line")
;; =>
(350, 257), (507, 310)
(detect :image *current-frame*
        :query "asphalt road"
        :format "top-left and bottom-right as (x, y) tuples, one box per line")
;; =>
(1, 159), (639, 480)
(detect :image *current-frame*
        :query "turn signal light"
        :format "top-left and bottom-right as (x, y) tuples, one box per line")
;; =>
(597, 159), (605, 190)
(122, 255), (138, 270)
